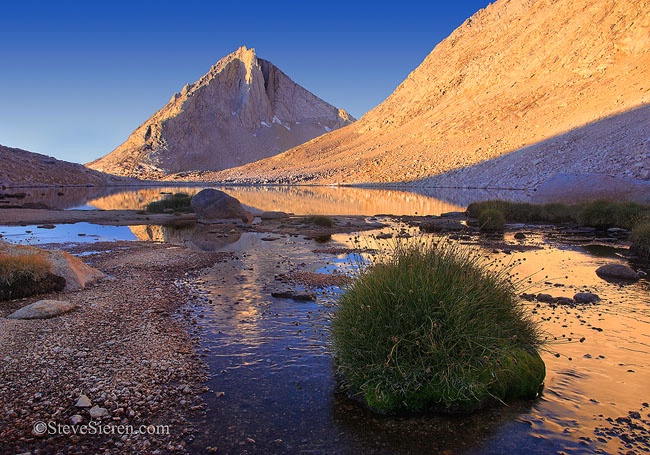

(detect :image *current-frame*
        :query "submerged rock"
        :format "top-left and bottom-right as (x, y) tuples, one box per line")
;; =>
(6, 300), (77, 320)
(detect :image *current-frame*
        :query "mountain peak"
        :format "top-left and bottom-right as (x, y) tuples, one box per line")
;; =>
(88, 47), (355, 178)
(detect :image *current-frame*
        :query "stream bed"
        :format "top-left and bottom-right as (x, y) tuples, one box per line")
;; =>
(179, 227), (650, 454)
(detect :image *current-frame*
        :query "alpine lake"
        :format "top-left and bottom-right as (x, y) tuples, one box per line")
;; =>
(2, 185), (648, 455)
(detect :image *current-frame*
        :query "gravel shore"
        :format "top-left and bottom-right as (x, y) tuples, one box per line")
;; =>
(0, 241), (231, 454)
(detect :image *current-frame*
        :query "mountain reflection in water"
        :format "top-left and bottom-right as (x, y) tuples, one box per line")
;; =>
(6, 185), (530, 214)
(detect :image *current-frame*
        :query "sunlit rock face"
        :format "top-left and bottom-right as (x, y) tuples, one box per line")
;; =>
(206, 0), (650, 197)
(87, 46), (354, 179)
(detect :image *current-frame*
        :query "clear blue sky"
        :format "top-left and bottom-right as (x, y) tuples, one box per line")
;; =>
(0, 0), (492, 164)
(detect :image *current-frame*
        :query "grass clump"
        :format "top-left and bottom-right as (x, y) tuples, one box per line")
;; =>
(0, 249), (50, 287)
(631, 222), (650, 261)
(478, 209), (505, 232)
(330, 240), (545, 414)
(0, 248), (65, 301)
(305, 215), (334, 227)
(146, 193), (193, 214)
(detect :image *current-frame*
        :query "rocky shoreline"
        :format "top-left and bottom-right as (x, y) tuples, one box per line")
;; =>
(0, 242), (231, 453)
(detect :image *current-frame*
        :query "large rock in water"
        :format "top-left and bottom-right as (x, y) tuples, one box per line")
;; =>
(6, 300), (77, 320)
(86, 46), (355, 178)
(595, 264), (640, 282)
(191, 189), (253, 223)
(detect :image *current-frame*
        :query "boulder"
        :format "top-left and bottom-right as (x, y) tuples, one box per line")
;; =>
(536, 293), (556, 303)
(190, 189), (253, 223)
(6, 300), (77, 320)
(45, 249), (105, 291)
(595, 264), (640, 282)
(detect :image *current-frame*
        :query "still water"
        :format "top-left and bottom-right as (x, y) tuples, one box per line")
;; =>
(1, 185), (526, 214)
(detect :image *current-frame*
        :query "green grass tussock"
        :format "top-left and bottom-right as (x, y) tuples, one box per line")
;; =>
(146, 193), (194, 214)
(330, 240), (545, 414)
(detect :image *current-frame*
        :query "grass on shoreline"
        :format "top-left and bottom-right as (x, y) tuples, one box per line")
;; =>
(331, 239), (545, 414)
(0, 247), (50, 288)
(0, 246), (65, 301)
(467, 200), (649, 230)
(631, 222), (650, 260)
(146, 193), (194, 214)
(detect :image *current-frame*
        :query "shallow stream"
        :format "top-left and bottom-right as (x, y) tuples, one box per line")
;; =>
(1, 186), (648, 454)
(180, 228), (650, 454)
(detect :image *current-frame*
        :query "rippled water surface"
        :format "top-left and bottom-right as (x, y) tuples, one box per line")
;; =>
(182, 228), (650, 454)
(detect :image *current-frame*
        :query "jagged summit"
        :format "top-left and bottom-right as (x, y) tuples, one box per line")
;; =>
(87, 46), (355, 178)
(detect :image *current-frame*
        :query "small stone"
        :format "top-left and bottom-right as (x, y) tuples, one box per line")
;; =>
(89, 406), (109, 419)
(536, 293), (555, 303)
(70, 414), (83, 425)
(574, 292), (601, 304)
(514, 232), (527, 240)
(75, 395), (92, 408)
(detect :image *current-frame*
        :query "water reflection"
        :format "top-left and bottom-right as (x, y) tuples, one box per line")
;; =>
(2, 185), (529, 215)
(184, 226), (650, 454)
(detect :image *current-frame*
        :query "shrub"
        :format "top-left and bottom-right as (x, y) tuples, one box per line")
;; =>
(631, 222), (650, 261)
(330, 240), (545, 414)
(305, 215), (334, 227)
(478, 209), (505, 232)
(146, 193), (193, 214)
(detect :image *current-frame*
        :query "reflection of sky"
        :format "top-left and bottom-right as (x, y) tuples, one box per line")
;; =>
(0, 222), (137, 245)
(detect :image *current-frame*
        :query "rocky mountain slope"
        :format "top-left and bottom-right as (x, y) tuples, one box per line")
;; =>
(0, 144), (129, 188)
(200, 0), (649, 191)
(87, 46), (354, 178)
